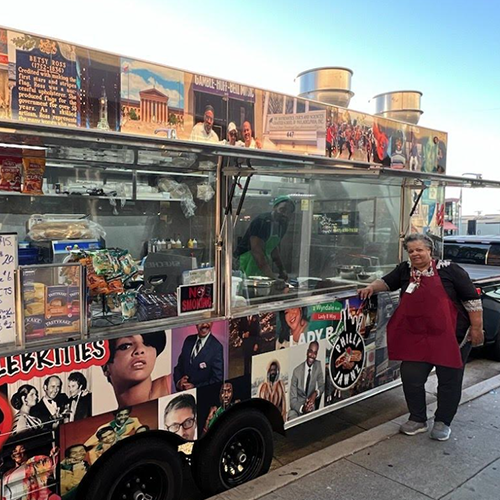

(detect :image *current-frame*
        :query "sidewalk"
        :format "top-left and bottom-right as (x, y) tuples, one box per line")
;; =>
(209, 374), (500, 500)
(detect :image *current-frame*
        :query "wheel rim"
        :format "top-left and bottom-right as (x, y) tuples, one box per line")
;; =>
(219, 426), (266, 488)
(111, 462), (169, 500)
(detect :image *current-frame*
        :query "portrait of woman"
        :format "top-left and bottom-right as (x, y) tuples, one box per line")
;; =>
(102, 331), (172, 408)
(278, 307), (309, 347)
(10, 384), (43, 435)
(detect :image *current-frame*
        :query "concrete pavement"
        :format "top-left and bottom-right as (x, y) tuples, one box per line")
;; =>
(209, 373), (500, 500)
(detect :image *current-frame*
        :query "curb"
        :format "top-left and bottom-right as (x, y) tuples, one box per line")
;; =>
(208, 373), (500, 500)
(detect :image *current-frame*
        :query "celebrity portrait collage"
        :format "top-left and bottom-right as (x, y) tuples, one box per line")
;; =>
(0, 296), (400, 498)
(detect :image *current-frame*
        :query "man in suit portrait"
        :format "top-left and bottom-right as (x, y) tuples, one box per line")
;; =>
(174, 322), (224, 391)
(65, 371), (92, 422)
(31, 375), (69, 426)
(288, 341), (324, 420)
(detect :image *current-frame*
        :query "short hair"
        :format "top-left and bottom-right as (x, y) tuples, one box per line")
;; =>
(68, 372), (87, 391)
(204, 105), (215, 115)
(308, 340), (319, 350)
(107, 332), (166, 364)
(44, 375), (62, 389)
(96, 426), (115, 441)
(65, 444), (86, 458)
(113, 407), (132, 417)
(403, 233), (434, 252)
(164, 394), (196, 419)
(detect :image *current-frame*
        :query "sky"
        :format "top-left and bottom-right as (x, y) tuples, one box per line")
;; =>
(2, 0), (499, 214)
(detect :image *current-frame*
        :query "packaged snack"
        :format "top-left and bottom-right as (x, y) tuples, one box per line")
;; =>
(45, 317), (80, 335)
(106, 294), (122, 314)
(22, 157), (45, 194)
(108, 249), (122, 276)
(87, 272), (109, 295)
(0, 155), (22, 192)
(45, 286), (68, 319)
(120, 291), (137, 320)
(28, 219), (106, 241)
(25, 315), (45, 339)
(91, 250), (114, 277)
(67, 286), (80, 317)
(107, 279), (124, 294)
(119, 252), (139, 277)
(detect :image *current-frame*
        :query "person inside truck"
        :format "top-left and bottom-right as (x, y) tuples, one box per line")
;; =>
(359, 233), (484, 441)
(235, 196), (295, 281)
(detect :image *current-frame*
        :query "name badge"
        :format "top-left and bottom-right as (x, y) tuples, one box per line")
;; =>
(406, 283), (417, 294)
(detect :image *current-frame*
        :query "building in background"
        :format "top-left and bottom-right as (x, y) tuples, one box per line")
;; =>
(444, 197), (460, 235)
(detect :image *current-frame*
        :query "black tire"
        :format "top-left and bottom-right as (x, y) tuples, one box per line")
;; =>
(77, 438), (183, 500)
(191, 409), (273, 496)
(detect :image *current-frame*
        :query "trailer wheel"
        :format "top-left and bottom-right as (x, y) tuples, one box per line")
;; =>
(191, 409), (273, 496)
(77, 438), (183, 500)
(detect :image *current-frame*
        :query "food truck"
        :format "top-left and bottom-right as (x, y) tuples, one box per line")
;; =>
(1, 26), (499, 500)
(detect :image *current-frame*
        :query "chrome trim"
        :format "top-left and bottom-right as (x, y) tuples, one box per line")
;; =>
(284, 379), (402, 430)
(230, 287), (357, 319)
(296, 66), (354, 78)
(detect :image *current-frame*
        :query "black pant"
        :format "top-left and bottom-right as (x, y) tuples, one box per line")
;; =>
(400, 343), (472, 426)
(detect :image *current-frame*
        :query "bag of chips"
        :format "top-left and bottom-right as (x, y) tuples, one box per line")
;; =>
(0, 154), (22, 192)
(22, 157), (45, 194)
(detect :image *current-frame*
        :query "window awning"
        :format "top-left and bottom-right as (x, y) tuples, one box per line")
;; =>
(443, 221), (458, 231)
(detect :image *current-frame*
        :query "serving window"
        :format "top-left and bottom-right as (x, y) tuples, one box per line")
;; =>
(0, 132), (219, 344)
(230, 173), (401, 311)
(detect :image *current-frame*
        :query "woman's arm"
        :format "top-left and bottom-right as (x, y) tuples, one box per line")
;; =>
(446, 263), (484, 346)
(466, 310), (484, 346)
(358, 279), (389, 299)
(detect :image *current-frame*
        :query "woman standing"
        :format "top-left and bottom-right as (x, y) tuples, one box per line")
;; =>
(11, 384), (43, 435)
(359, 233), (483, 441)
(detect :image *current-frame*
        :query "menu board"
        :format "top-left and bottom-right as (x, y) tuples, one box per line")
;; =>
(0, 233), (17, 345)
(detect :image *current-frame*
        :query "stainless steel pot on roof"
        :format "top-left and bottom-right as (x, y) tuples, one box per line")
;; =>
(371, 90), (423, 124)
(296, 67), (354, 108)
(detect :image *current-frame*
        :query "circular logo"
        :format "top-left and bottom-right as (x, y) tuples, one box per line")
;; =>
(329, 330), (365, 390)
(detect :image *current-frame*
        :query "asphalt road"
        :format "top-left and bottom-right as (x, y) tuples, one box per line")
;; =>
(181, 354), (500, 500)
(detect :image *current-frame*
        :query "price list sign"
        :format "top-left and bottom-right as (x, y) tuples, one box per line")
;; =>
(11, 34), (78, 127)
(0, 233), (17, 345)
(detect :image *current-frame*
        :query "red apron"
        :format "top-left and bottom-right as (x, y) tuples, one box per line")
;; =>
(387, 260), (463, 369)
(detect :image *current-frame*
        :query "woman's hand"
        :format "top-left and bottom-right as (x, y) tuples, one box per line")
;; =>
(358, 285), (375, 300)
(469, 325), (484, 347)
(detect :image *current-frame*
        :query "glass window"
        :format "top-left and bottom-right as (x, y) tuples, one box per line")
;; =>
(443, 243), (489, 265)
(230, 173), (401, 310)
(0, 145), (218, 338)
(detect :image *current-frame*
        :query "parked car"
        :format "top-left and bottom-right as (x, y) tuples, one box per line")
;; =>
(444, 236), (500, 360)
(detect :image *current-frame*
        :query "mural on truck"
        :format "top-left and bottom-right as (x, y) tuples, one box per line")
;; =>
(0, 298), (399, 496)
(0, 27), (447, 172)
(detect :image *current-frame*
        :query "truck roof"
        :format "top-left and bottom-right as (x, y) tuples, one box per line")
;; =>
(444, 235), (500, 244)
(457, 263), (500, 282)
